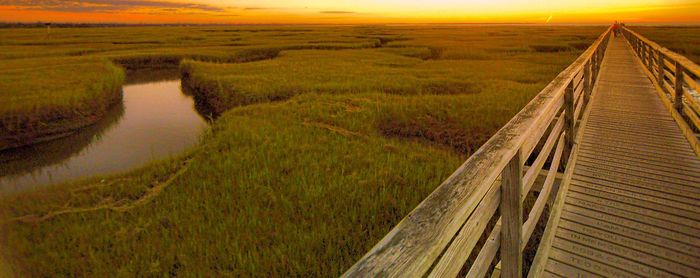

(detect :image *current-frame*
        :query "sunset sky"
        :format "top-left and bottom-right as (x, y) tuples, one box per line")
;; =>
(0, 0), (699, 24)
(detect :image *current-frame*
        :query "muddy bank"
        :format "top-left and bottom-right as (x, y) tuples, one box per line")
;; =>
(0, 85), (123, 152)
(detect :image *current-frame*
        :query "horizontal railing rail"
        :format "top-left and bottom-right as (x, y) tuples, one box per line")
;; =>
(343, 26), (612, 278)
(621, 26), (700, 155)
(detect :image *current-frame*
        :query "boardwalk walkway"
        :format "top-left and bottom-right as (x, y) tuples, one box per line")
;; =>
(537, 35), (700, 277)
(345, 27), (700, 278)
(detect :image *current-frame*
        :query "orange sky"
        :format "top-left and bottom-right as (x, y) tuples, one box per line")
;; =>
(1, 0), (699, 24)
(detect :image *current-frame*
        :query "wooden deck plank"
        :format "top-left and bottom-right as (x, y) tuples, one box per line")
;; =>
(573, 167), (700, 194)
(563, 204), (700, 250)
(567, 181), (700, 220)
(551, 238), (678, 277)
(577, 151), (700, 178)
(583, 118), (678, 129)
(566, 191), (700, 228)
(564, 196), (700, 236)
(583, 125), (687, 140)
(579, 141), (700, 161)
(588, 108), (672, 117)
(580, 136), (696, 156)
(580, 133), (694, 154)
(577, 156), (700, 183)
(561, 210), (700, 257)
(559, 219), (700, 265)
(574, 163), (700, 189)
(548, 247), (642, 278)
(569, 179), (700, 218)
(574, 170), (698, 199)
(577, 147), (700, 168)
(545, 258), (600, 278)
(555, 228), (700, 277)
(579, 151), (700, 181)
(542, 271), (565, 278)
(582, 129), (690, 147)
(577, 150), (700, 176)
(587, 112), (673, 120)
(583, 120), (681, 132)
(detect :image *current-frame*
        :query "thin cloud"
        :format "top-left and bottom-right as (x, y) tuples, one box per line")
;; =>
(0, 0), (227, 13)
(320, 11), (356, 14)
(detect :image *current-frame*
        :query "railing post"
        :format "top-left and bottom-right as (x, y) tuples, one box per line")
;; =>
(647, 46), (654, 70)
(639, 41), (643, 58)
(501, 150), (523, 278)
(636, 40), (641, 56)
(584, 61), (591, 104)
(593, 49), (599, 81)
(590, 51), (596, 82)
(564, 80), (576, 160)
(674, 61), (684, 112)
(591, 53), (598, 80)
(657, 50), (664, 85)
(596, 49), (601, 83)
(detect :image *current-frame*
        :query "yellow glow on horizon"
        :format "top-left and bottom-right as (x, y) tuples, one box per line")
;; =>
(0, 0), (698, 24)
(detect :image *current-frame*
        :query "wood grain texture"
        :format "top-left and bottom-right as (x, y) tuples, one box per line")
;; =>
(500, 151), (523, 278)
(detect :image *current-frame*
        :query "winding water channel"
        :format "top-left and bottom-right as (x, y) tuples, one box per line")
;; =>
(0, 68), (209, 194)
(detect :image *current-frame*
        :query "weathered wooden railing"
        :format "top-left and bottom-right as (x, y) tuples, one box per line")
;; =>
(621, 26), (700, 155)
(343, 26), (612, 278)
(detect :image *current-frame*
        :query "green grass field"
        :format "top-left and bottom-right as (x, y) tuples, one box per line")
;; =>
(0, 25), (613, 276)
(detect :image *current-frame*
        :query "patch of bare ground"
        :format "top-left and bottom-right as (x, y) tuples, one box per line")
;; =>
(378, 115), (493, 156)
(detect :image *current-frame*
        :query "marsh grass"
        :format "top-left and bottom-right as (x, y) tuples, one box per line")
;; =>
(0, 26), (382, 148)
(0, 57), (124, 149)
(631, 26), (700, 64)
(0, 25), (607, 276)
(1, 94), (464, 276)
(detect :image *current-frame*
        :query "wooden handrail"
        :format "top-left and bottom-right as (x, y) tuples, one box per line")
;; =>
(343, 26), (613, 278)
(621, 26), (700, 156)
(622, 27), (700, 78)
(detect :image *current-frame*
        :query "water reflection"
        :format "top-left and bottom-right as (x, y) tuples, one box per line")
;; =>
(0, 68), (208, 194)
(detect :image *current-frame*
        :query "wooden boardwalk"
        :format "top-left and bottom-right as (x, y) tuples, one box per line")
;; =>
(536, 35), (700, 277)
(345, 27), (700, 278)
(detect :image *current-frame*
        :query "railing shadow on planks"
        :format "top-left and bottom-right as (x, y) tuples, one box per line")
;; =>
(621, 26), (700, 156)
(343, 26), (613, 278)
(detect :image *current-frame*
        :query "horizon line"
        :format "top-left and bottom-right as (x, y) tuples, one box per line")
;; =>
(2, 21), (700, 26)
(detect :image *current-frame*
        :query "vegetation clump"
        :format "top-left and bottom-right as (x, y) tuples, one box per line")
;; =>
(530, 44), (571, 52)
(0, 58), (124, 150)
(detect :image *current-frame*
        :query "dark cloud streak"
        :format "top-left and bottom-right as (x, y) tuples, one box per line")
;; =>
(0, 0), (227, 13)
(319, 11), (358, 14)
